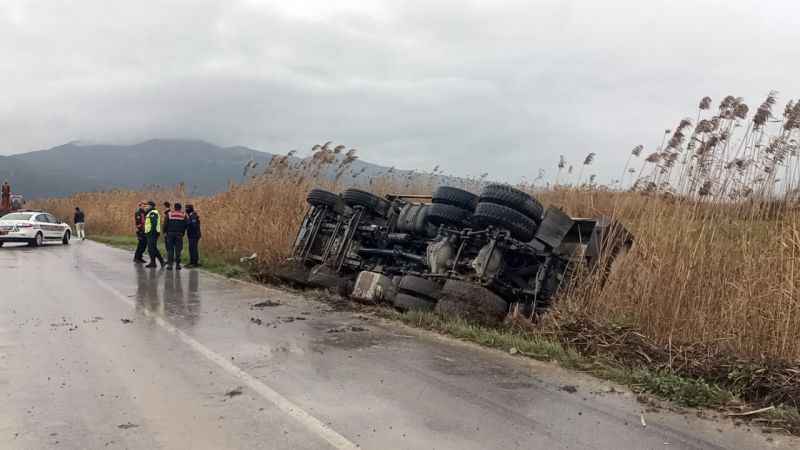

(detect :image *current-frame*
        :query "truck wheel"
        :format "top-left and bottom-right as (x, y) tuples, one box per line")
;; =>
(342, 189), (390, 217)
(472, 202), (537, 241)
(434, 279), (508, 325)
(398, 275), (441, 300)
(479, 184), (544, 222)
(393, 293), (435, 312)
(396, 204), (432, 236)
(307, 189), (345, 215)
(427, 203), (471, 227)
(432, 186), (478, 211)
(62, 231), (71, 245)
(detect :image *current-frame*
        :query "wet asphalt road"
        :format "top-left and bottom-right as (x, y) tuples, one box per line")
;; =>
(0, 241), (796, 450)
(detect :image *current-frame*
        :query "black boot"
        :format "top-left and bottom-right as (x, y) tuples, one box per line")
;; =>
(145, 261), (157, 268)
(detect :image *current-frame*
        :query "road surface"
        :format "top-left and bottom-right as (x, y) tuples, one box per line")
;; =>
(0, 240), (794, 450)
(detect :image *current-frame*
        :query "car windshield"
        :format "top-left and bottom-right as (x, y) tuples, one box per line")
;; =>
(0, 213), (34, 221)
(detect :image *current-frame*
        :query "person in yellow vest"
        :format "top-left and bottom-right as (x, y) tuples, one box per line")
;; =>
(144, 201), (165, 268)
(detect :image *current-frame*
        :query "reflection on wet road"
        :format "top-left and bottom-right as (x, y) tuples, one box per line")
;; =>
(0, 241), (795, 450)
(133, 266), (201, 327)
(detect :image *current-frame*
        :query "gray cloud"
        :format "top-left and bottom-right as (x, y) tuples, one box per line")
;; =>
(2, 0), (799, 183)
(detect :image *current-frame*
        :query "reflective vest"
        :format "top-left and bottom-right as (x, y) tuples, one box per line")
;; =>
(144, 209), (161, 234)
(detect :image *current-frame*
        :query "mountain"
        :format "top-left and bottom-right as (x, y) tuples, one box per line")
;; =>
(2, 139), (468, 199)
(0, 155), (98, 198)
(5, 139), (273, 198)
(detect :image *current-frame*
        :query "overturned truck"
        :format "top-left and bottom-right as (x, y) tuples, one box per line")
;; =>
(279, 184), (632, 323)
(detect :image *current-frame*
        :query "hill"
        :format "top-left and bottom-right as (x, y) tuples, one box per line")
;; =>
(6, 140), (274, 198)
(0, 155), (98, 198)
(3, 139), (473, 199)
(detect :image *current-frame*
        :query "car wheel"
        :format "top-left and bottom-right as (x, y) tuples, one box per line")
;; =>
(432, 186), (478, 211)
(62, 231), (71, 245)
(30, 232), (43, 247)
(393, 293), (435, 312)
(0, 242), (4, 247)
(479, 183), (544, 222)
(472, 202), (538, 241)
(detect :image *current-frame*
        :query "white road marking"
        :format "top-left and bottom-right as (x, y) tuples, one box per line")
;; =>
(85, 271), (359, 450)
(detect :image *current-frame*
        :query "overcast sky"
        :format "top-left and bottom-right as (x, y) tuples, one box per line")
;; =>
(1, 0), (799, 183)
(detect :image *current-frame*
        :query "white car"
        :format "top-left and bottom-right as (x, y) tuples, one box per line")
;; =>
(0, 211), (72, 247)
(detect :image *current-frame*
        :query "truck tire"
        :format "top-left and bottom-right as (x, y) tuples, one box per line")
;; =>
(427, 203), (471, 227)
(432, 186), (478, 211)
(435, 279), (509, 325)
(472, 202), (537, 241)
(342, 189), (390, 217)
(393, 293), (435, 312)
(398, 275), (441, 300)
(479, 184), (544, 222)
(306, 189), (344, 215)
(396, 204), (431, 236)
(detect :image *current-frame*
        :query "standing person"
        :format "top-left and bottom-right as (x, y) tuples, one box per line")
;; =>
(133, 201), (148, 263)
(164, 203), (187, 270)
(1, 180), (10, 211)
(74, 207), (86, 240)
(144, 201), (165, 268)
(185, 204), (201, 268)
(162, 201), (172, 259)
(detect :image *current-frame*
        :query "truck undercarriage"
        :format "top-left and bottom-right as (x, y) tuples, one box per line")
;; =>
(279, 184), (632, 324)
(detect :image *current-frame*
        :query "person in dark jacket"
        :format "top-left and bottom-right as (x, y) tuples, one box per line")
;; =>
(162, 201), (172, 255)
(144, 201), (165, 268)
(164, 203), (188, 270)
(185, 204), (202, 268)
(133, 201), (147, 263)
(74, 207), (86, 240)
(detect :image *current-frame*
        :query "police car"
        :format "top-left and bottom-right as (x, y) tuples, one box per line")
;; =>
(0, 211), (72, 247)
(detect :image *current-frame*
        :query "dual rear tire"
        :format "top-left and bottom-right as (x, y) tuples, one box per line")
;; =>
(472, 184), (544, 241)
(428, 186), (477, 227)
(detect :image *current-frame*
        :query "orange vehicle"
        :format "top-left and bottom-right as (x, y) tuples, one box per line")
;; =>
(0, 183), (25, 216)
